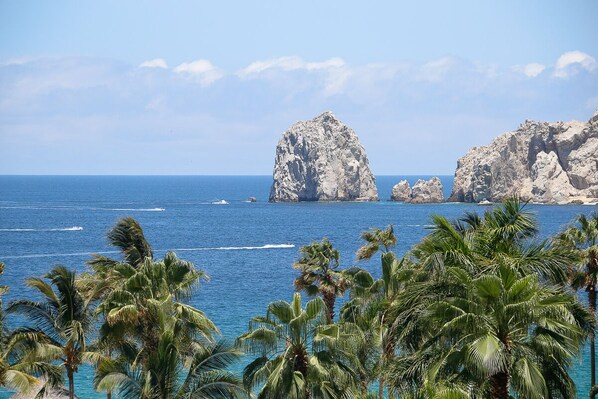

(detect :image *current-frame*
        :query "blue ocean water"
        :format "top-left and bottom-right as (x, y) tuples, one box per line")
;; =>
(0, 175), (595, 398)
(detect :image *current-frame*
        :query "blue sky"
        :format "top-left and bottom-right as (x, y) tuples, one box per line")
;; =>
(1, 1), (597, 174)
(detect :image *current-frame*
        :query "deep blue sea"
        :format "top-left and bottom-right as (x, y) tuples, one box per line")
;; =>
(0, 175), (595, 398)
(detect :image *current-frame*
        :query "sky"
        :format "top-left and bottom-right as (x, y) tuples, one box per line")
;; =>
(0, 0), (597, 175)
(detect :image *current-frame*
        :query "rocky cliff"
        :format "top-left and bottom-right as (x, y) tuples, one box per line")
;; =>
(449, 110), (598, 204)
(391, 177), (444, 203)
(269, 112), (378, 202)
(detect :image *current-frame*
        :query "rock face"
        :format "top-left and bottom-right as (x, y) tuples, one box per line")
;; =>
(449, 110), (598, 203)
(390, 177), (444, 203)
(390, 180), (411, 202)
(269, 111), (379, 202)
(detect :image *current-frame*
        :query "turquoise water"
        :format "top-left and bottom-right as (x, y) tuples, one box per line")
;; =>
(0, 175), (594, 398)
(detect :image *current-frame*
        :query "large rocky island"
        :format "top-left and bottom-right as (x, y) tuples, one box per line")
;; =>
(449, 110), (598, 204)
(269, 111), (379, 202)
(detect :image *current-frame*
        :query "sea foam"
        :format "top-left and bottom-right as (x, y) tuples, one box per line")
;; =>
(0, 226), (83, 232)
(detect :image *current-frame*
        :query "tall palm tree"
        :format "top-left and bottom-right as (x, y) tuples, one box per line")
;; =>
(7, 266), (97, 399)
(389, 199), (593, 398)
(81, 216), (156, 399)
(96, 252), (216, 358)
(388, 265), (592, 399)
(556, 212), (598, 397)
(410, 198), (570, 283)
(86, 218), (217, 399)
(238, 292), (360, 399)
(93, 216), (153, 269)
(348, 225), (403, 399)
(95, 297), (243, 399)
(293, 239), (348, 323)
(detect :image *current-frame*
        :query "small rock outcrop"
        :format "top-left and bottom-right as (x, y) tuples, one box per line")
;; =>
(449, 110), (598, 203)
(391, 177), (444, 203)
(390, 180), (411, 202)
(269, 111), (379, 202)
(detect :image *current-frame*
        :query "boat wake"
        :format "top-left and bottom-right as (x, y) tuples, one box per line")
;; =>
(0, 226), (83, 232)
(104, 207), (165, 212)
(0, 244), (294, 259)
(0, 250), (119, 259)
(0, 205), (165, 212)
(174, 244), (295, 251)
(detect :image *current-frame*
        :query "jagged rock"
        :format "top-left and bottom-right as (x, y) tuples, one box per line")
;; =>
(410, 177), (445, 203)
(269, 111), (378, 202)
(449, 110), (598, 203)
(390, 177), (444, 203)
(391, 180), (411, 201)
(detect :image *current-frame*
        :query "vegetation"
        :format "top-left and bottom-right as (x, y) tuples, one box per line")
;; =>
(1, 203), (597, 398)
(0, 261), (40, 394)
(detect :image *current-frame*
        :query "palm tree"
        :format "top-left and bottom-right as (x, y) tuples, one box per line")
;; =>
(80, 216), (157, 399)
(1, 261), (39, 394)
(410, 198), (571, 283)
(7, 265), (97, 399)
(384, 199), (591, 398)
(388, 265), (592, 399)
(356, 225), (397, 261)
(346, 225), (403, 399)
(86, 218), (218, 399)
(556, 212), (598, 397)
(96, 252), (216, 360)
(91, 216), (153, 269)
(238, 292), (360, 399)
(293, 239), (348, 323)
(95, 297), (243, 399)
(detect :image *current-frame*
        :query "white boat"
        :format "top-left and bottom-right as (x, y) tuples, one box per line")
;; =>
(478, 199), (493, 206)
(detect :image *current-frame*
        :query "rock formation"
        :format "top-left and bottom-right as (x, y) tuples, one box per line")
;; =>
(391, 177), (444, 203)
(390, 180), (411, 202)
(269, 111), (379, 202)
(449, 110), (598, 204)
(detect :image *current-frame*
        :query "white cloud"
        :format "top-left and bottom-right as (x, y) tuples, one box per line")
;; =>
(237, 56), (345, 78)
(512, 63), (545, 78)
(553, 51), (597, 78)
(139, 58), (168, 69)
(173, 60), (224, 86)
(418, 57), (455, 82)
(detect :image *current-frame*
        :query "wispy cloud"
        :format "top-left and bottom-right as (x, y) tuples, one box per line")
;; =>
(418, 57), (456, 82)
(173, 59), (224, 86)
(2, 53), (598, 174)
(512, 63), (545, 78)
(139, 58), (168, 69)
(237, 56), (345, 78)
(553, 51), (597, 78)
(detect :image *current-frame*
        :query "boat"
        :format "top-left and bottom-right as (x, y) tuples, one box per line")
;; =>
(478, 199), (493, 206)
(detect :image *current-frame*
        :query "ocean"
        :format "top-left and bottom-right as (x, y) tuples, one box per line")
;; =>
(0, 175), (594, 398)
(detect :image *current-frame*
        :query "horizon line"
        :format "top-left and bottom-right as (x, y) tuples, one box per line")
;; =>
(0, 173), (455, 177)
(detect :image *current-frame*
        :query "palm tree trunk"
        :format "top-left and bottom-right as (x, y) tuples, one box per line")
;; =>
(67, 369), (75, 399)
(378, 376), (384, 399)
(322, 291), (335, 324)
(590, 281), (597, 399)
(489, 371), (510, 399)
